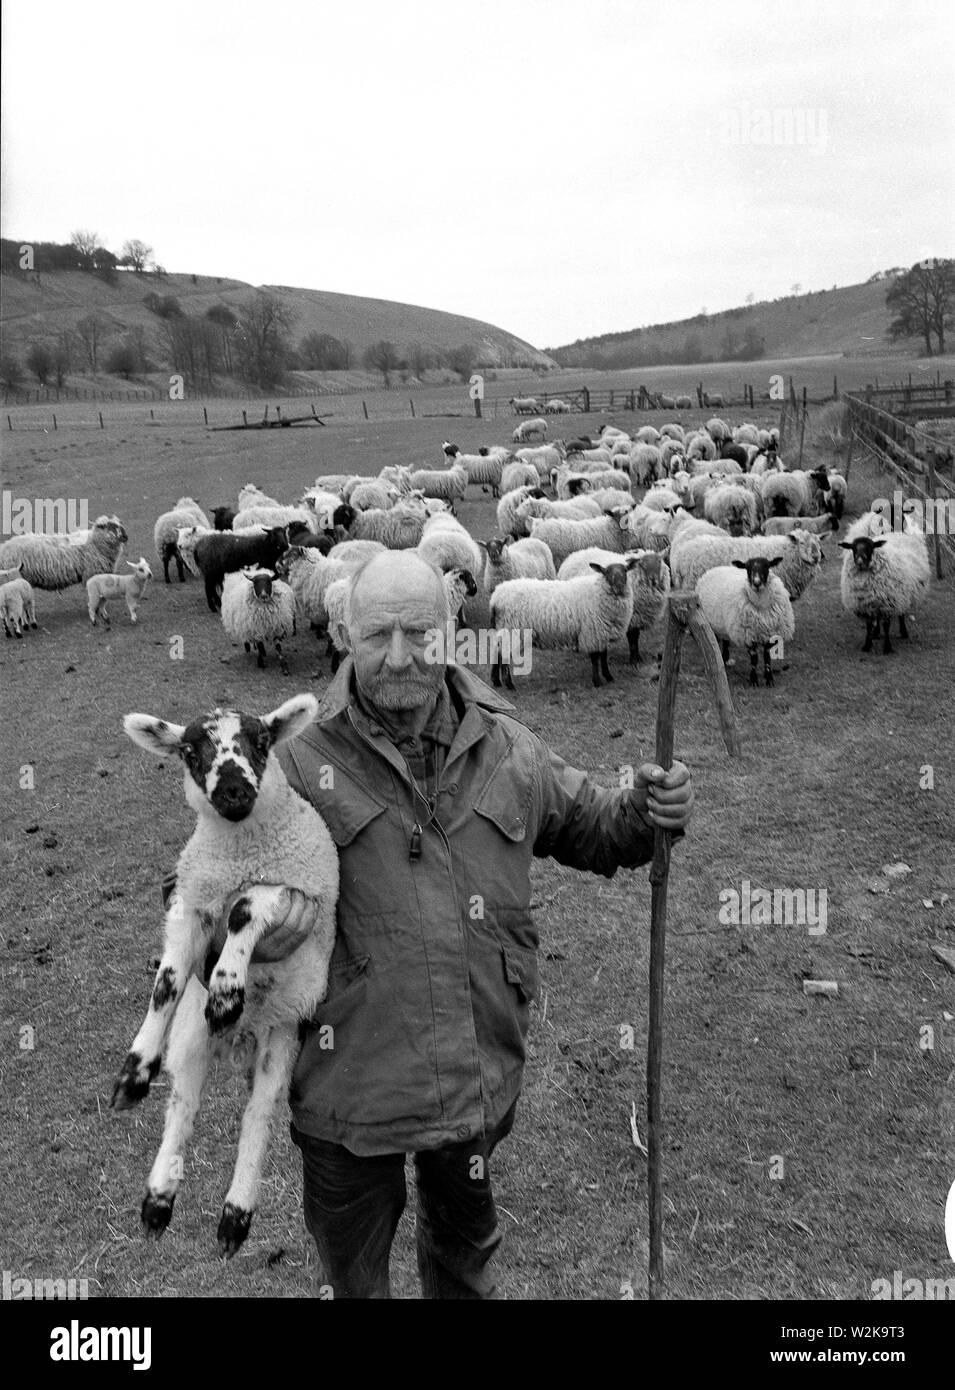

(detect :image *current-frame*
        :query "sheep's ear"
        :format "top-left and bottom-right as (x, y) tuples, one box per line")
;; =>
(589, 563), (606, 575)
(125, 560), (138, 568)
(871, 538), (888, 549)
(477, 540), (488, 550)
(837, 541), (853, 549)
(731, 560), (748, 570)
(123, 714), (185, 754)
(768, 556), (784, 568)
(261, 694), (320, 746)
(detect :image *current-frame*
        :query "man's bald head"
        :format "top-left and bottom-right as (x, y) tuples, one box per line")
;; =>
(341, 550), (450, 715)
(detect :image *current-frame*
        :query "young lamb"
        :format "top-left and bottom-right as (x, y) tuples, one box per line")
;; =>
(512, 417), (548, 443)
(490, 558), (639, 688)
(417, 512), (483, 579)
(528, 508), (630, 570)
(697, 557), (795, 687)
(703, 482), (759, 536)
(87, 559), (153, 628)
(558, 546), (671, 663)
(0, 515), (128, 591)
(113, 694), (339, 1256)
(1, 575), (38, 637)
(154, 498), (210, 583)
(194, 526), (290, 613)
(514, 443), (566, 479)
(220, 567), (296, 674)
(839, 521), (930, 654)
(478, 536), (557, 594)
(762, 512), (839, 537)
(673, 528), (825, 601)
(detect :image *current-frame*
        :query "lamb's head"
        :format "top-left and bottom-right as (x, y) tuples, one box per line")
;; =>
(789, 529), (825, 566)
(123, 694), (318, 824)
(838, 535), (887, 572)
(126, 557), (152, 581)
(731, 556), (784, 593)
(479, 536), (511, 565)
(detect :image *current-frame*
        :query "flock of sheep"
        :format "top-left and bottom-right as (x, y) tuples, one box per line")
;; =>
(0, 411), (933, 688)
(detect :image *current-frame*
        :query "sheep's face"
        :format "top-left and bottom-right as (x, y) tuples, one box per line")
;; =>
(590, 561), (635, 597)
(245, 569), (276, 601)
(481, 537), (510, 564)
(123, 696), (318, 824)
(732, 556), (783, 591)
(839, 536), (886, 571)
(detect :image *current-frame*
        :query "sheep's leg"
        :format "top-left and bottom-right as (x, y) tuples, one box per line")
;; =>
(627, 627), (641, 665)
(218, 1022), (298, 1259)
(720, 638), (730, 664)
(141, 976), (212, 1237)
(762, 641), (775, 687)
(175, 551), (186, 583)
(255, 639), (266, 669)
(898, 614), (910, 640)
(205, 885), (289, 1034)
(275, 638), (289, 676)
(243, 640), (251, 654)
(112, 898), (207, 1109)
(882, 615), (894, 655)
(590, 651), (602, 687)
(128, 599), (138, 624)
(861, 617), (874, 653)
(600, 649), (613, 683)
(162, 545), (172, 584)
(330, 649), (341, 675)
(747, 643), (759, 686)
(204, 576), (220, 612)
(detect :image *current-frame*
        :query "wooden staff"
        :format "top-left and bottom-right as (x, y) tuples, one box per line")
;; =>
(647, 592), (740, 1299)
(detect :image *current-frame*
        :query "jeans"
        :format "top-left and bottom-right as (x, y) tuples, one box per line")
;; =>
(291, 1101), (517, 1299)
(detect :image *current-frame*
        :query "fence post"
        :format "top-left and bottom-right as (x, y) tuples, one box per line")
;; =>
(203, 406), (208, 425)
(99, 411), (104, 429)
(926, 447), (945, 580)
(582, 387), (590, 413)
(242, 410), (248, 427)
(7, 416), (11, 430)
(362, 400), (369, 420)
(410, 398), (416, 418)
(53, 414), (57, 431)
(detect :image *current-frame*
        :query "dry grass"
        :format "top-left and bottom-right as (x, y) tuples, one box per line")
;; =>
(1, 403), (953, 1299)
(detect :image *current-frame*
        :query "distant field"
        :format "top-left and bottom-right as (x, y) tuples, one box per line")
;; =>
(1, 404), (952, 1300)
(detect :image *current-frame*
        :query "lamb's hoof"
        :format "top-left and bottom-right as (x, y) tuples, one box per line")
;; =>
(218, 1202), (253, 1258)
(205, 987), (244, 1034)
(142, 1191), (175, 1236)
(111, 1052), (160, 1109)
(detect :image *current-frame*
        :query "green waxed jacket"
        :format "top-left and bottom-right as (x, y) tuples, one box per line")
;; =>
(279, 658), (658, 1156)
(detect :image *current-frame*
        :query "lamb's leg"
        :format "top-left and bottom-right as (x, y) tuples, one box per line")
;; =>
(162, 545), (172, 584)
(600, 649), (613, 683)
(204, 575), (220, 612)
(204, 885), (290, 1034)
(112, 898), (207, 1109)
(141, 976), (213, 1237)
(898, 614), (909, 640)
(882, 615), (894, 655)
(763, 641), (774, 687)
(748, 643), (759, 686)
(128, 599), (138, 624)
(218, 1022), (298, 1259)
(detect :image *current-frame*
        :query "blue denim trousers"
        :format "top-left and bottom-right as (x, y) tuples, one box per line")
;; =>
(291, 1101), (518, 1299)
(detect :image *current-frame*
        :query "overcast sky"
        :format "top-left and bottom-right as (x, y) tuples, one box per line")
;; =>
(2, 0), (953, 348)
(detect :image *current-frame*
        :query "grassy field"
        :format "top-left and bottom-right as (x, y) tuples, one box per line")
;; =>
(1, 400), (953, 1300)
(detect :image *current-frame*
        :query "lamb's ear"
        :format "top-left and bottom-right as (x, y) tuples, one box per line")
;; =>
(123, 714), (186, 754)
(261, 693), (320, 746)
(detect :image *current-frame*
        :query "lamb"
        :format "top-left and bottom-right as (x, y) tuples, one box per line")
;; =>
(703, 483), (759, 536)
(839, 519), (930, 653)
(527, 508), (630, 569)
(489, 559), (639, 688)
(220, 566), (297, 674)
(510, 395), (539, 415)
(154, 497), (210, 583)
(544, 399), (573, 413)
(406, 465), (468, 506)
(515, 443), (565, 479)
(500, 460), (541, 494)
(672, 528), (825, 600)
(417, 512), (483, 579)
(176, 526), (213, 577)
(194, 526), (290, 613)
(622, 503), (680, 552)
(478, 536), (557, 593)
(512, 417), (548, 443)
(346, 500), (426, 549)
(113, 694), (339, 1256)
(697, 557), (795, 687)
(497, 484), (546, 538)
(0, 515), (128, 592)
(558, 546), (671, 663)
(87, 558), (153, 628)
(444, 567), (479, 632)
(1, 574), (38, 637)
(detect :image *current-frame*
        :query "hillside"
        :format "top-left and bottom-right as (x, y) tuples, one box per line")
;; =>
(0, 264), (554, 370)
(548, 275), (928, 367)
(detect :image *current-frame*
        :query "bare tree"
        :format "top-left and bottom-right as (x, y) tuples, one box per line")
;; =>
(70, 229), (102, 270)
(121, 238), (153, 273)
(53, 330), (75, 387)
(26, 343), (53, 385)
(362, 339), (400, 386)
(234, 291), (295, 389)
(790, 283), (802, 296)
(446, 343), (477, 382)
(886, 259), (955, 355)
(206, 304), (239, 374)
(75, 315), (108, 372)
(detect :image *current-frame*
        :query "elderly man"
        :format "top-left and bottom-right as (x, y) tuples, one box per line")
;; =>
(215, 549), (693, 1298)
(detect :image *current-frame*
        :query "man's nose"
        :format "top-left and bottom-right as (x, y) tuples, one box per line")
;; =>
(385, 629), (413, 667)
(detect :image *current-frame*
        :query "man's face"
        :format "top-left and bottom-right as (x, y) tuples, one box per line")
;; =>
(344, 556), (448, 712)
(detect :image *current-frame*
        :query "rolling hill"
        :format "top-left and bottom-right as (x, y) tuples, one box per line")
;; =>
(547, 274), (931, 367)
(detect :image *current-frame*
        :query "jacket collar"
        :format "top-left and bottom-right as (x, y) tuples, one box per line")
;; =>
(315, 657), (516, 725)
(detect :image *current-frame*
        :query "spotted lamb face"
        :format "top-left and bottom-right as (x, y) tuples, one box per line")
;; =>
(123, 696), (318, 824)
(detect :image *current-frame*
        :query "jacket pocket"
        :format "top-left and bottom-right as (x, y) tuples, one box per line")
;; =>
(306, 951), (370, 1028)
(502, 941), (540, 1005)
(467, 929), (539, 1098)
(471, 735), (535, 843)
(287, 741), (388, 849)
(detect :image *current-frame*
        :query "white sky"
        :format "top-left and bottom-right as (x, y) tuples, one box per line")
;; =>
(2, 0), (953, 347)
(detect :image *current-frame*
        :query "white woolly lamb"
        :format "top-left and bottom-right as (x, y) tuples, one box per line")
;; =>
(479, 536), (557, 594)
(87, 559), (152, 628)
(114, 694), (339, 1256)
(1, 576), (38, 637)
(558, 546), (671, 663)
(528, 508), (630, 569)
(0, 515), (128, 592)
(490, 558), (639, 688)
(220, 567), (296, 673)
(697, 557), (795, 687)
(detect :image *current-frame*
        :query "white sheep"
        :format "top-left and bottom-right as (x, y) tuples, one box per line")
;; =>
(558, 546), (671, 663)
(839, 516), (930, 653)
(544, 398), (574, 413)
(346, 500), (426, 549)
(634, 426), (662, 445)
(1, 575), (38, 637)
(497, 483), (547, 538)
(552, 464), (632, 500)
(528, 508), (630, 569)
(762, 512), (838, 537)
(702, 391), (725, 408)
(237, 483), (282, 511)
(0, 515), (128, 591)
(347, 481), (397, 512)
(479, 536), (557, 594)
(674, 395), (693, 410)
(444, 566), (479, 634)
(220, 567), (296, 673)
(406, 465), (468, 506)
(515, 442), (566, 479)
(733, 424), (761, 446)
(490, 558), (639, 688)
(501, 460), (543, 494)
(760, 468), (830, 519)
(510, 395), (539, 415)
(673, 528), (825, 600)
(443, 445), (505, 496)
(87, 559), (152, 628)
(512, 418), (548, 443)
(417, 512), (483, 578)
(176, 524), (214, 576)
(630, 444), (664, 487)
(153, 498), (210, 583)
(515, 495), (602, 531)
(697, 557), (795, 687)
(686, 433), (718, 463)
(114, 694), (339, 1257)
(703, 482), (759, 536)
(234, 503), (319, 535)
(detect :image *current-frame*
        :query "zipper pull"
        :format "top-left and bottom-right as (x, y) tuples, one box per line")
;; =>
(409, 823), (422, 860)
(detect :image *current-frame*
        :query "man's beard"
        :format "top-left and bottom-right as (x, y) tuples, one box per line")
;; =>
(366, 673), (438, 710)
